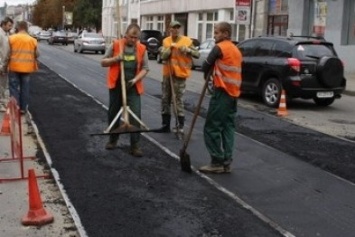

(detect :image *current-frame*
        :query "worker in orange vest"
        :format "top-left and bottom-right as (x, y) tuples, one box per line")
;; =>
(199, 22), (243, 174)
(8, 21), (39, 114)
(0, 17), (13, 112)
(101, 23), (149, 157)
(159, 20), (199, 134)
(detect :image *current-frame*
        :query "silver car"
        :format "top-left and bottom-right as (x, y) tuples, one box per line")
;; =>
(73, 33), (106, 54)
(192, 39), (238, 69)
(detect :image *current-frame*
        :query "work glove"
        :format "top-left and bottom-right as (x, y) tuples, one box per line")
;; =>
(179, 45), (191, 54)
(115, 54), (123, 62)
(126, 77), (138, 89)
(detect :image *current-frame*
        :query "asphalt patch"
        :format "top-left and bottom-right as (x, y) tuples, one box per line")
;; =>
(29, 64), (283, 236)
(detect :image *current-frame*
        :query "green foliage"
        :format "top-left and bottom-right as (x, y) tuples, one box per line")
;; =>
(32, 0), (102, 31)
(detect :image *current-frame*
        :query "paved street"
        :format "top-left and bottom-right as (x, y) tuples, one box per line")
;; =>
(1, 42), (355, 237)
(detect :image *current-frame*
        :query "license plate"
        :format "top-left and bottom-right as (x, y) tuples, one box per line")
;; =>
(317, 91), (334, 98)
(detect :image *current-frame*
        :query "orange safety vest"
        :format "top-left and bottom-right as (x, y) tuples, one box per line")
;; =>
(107, 38), (146, 94)
(213, 40), (242, 97)
(162, 36), (193, 78)
(9, 33), (38, 73)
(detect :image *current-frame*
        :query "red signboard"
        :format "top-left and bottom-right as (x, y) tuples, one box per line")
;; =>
(236, 0), (251, 7)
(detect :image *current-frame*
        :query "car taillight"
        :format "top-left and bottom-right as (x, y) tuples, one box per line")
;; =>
(287, 58), (301, 72)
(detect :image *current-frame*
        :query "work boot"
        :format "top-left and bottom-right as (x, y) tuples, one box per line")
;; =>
(224, 165), (231, 173)
(160, 114), (171, 133)
(199, 163), (225, 174)
(105, 139), (118, 150)
(130, 144), (143, 157)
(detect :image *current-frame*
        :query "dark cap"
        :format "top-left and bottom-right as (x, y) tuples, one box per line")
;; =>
(169, 21), (181, 28)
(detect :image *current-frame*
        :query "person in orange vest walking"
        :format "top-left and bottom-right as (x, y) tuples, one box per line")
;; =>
(0, 17), (13, 112)
(101, 23), (149, 156)
(159, 21), (199, 134)
(8, 21), (39, 114)
(199, 22), (243, 174)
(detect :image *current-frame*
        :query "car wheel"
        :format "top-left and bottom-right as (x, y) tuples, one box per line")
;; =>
(313, 97), (335, 106)
(262, 78), (282, 108)
(101, 50), (105, 54)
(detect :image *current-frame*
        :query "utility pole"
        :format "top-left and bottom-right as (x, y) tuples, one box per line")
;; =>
(62, 5), (65, 30)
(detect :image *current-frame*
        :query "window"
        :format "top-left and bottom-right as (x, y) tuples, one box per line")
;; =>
(254, 40), (274, 56)
(146, 16), (153, 30)
(238, 40), (257, 57)
(157, 15), (164, 33)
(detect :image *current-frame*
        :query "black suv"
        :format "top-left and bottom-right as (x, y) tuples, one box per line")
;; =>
(140, 30), (163, 59)
(238, 36), (346, 107)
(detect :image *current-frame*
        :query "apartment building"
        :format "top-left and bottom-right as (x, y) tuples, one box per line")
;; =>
(102, 0), (355, 72)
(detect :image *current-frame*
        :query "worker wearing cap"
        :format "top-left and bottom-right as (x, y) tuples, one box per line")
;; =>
(159, 20), (199, 134)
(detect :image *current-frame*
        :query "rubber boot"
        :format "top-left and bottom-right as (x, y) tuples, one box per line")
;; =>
(160, 114), (171, 133)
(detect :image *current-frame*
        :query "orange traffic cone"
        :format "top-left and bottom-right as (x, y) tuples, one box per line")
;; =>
(277, 89), (288, 116)
(22, 169), (54, 226)
(0, 107), (11, 135)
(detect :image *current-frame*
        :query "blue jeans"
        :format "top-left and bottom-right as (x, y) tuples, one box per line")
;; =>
(9, 72), (31, 111)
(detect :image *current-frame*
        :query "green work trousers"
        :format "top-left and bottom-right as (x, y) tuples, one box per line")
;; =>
(108, 82), (141, 147)
(204, 88), (237, 166)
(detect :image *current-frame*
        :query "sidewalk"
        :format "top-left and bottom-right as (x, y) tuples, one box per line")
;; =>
(0, 111), (79, 237)
(345, 71), (355, 96)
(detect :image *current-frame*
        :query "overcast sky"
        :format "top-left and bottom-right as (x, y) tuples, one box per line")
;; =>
(0, 0), (36, 7)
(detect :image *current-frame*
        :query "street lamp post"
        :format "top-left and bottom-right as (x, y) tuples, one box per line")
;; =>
(62, 6), (65, 30)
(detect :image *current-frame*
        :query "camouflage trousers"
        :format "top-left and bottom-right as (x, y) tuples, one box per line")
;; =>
(161, 75), (186, 117)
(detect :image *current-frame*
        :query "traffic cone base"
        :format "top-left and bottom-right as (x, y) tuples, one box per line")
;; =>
(0, 108), (11, 135)
(21, 169), (54, 226)
(277, 89), (288, 116)
(21, 209), (54, 226)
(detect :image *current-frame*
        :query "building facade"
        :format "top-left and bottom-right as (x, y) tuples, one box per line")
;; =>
(101, 0), (355, 72)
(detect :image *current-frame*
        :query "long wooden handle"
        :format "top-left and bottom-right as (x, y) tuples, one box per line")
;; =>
(183, 75), (209, 150)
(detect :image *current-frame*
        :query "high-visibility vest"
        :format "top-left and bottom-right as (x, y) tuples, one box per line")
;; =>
(162, 36), (192, 78)
(107, 38), (146, 94)
(9, 33), (38, 73)
(213, 40), (242, 97)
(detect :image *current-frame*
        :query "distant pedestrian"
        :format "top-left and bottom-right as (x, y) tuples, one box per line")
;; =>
(101, 23), (149, 157)
(8, 21), (39, 114)
(199, 22), (243, 174)
(159, 20), (199, 134)
(0, 17), (13, 112)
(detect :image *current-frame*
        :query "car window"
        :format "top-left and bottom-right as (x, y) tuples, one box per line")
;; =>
(273, 42), (292, 57)
(254, 40), (274, 56)
(238, 40), (257, 56)
(83, 33), (102, 38)
(141, 31), (163, 41)
(293, 44), (335, 59)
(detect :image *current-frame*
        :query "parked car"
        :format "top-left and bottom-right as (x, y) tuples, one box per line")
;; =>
(37, 31), (51, 41)
(237, 35), (346, 107)
(48, 31), (68, 45)
(140, 30), (163, 59)
(156, 37), (200, 64)
(67, 32), (78, 44)
(74, 32), (106, 54)
(191, 38), (237, 69)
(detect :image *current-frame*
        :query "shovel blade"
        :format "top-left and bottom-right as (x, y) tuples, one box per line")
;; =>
(179, 149), (192, 173)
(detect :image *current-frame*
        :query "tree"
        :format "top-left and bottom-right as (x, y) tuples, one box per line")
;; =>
(32, 0), (101, 31)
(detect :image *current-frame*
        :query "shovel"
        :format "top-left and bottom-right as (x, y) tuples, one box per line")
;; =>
(167, 59), (183, 140)
(179, 73), (210, 173)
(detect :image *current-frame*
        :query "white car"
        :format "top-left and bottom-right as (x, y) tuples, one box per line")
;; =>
(37, 31), (51, 41)
(73, 33), (106, 54)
